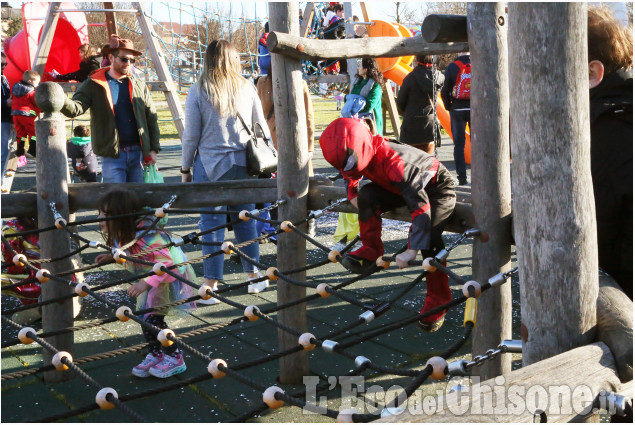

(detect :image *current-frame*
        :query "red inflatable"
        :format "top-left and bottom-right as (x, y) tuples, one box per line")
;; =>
(3, 2), (89, 88)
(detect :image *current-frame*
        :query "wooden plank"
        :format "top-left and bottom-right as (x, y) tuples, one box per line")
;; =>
(300, 2), (314, 38)
(270, 2), (310, 385)
(378, 342), (621, 423)
(381, 81), (400, 139)
(34, 82), (74, 383)
(31, 3), (60, 76)
(267, 32), (469, 61)
(360, 2), (371, 22)
(133, 2), (185, 139)
(103, 2), (118, 37)
(1, 155), (19, 194)
(57, 81), (170, 93)
(509, 3), (598, 366)
(305, 74), (349, 84)
(467, 3), (513, 380)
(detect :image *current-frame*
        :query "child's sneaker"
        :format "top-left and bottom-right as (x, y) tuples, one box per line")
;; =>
(247, 273), (269, 294)
(132, 352), (163, 378)
(149, 352), (187, 378)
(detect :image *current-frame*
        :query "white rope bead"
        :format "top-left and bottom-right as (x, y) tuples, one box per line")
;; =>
(95, 387), (118, 410)
(221, 241), (234, 254)
(462, 280), (482, 298)
(422, 257), (437, 272)
(244, 305), (260, 321)
(426, 356), (448, 380)
(337, 408), (358, 423)
(152, 262), (166, 276)
(376, 256), (390, 269)
(157, 329), (175, 347)
(52, 351), (72, 371)
(13, 254), (26, 266)
(266, 267), (279, 280)
(198, 284), (213, 300)
(112, 249), (126, 264)
(263, 386), (284, 409)
(316, 283), (331, 298)
(280, 221), (293, 233)
(207, 359), (227, 378)
(116, 306), (132, 322)
(328, 250), (340, 263)
(298, 333), (316, 351)
(154, 207), (166, 218)
(74, 282), (90, 297)
(54, 217), (67, 229)
(238, 210), (250, 221)
(36, 269), (50, 283)
(18, 327), (36, 344)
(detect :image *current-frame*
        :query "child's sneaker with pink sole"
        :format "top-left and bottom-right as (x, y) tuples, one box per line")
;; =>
(132, 352), (163, 378)
(149, 351), (187, 378)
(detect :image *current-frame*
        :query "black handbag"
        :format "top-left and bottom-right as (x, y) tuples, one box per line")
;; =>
(236, 111), (278, 177)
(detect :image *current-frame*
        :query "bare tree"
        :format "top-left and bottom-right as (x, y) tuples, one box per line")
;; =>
(388, 2), (420, 24)
(422, 2), (468, 70)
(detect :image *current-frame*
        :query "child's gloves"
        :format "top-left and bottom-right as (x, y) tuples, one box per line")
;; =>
(48, 69), (60, 79)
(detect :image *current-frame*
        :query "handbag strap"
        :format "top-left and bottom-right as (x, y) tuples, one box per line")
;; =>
(235, 111), (253, 136)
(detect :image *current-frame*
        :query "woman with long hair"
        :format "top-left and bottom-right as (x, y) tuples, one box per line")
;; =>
(50, 44), (101, 82)
(181, 39), (271, 296)
(349, 57), (384, 135)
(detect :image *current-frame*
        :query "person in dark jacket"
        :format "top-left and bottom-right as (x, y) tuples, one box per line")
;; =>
(587, 7), (632, 300)
(1, 52), (14, 174)
(50, 44), (101, 82)
(320, 118), (456, 332)
(397, 54), (444, 154)
(441, 53), (471, 185)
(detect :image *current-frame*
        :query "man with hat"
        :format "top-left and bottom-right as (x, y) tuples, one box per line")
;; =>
(61, 35), (160, 183)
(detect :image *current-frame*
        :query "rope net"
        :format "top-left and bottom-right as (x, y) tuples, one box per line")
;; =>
(1, 194), (518, 422)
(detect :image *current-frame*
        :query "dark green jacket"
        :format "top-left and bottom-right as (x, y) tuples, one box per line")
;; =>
(61, 68), (160, 158)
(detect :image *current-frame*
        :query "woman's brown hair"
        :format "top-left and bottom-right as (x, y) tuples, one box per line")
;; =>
(588, 7), (633, 74)
(357, 57), (384, 84)
(98, 190), (143, 252)
(79, 44), (98, 62)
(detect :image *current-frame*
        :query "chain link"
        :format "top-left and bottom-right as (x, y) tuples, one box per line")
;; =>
(465, 345), (507, 370)
(503, 267), (519, 280)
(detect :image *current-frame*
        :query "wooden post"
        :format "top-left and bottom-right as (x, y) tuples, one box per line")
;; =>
(343, 2), (357, 82)
(34, 82), (75, 382)
(31, 3), (59, 76)
(269, 2), (310, 384)
(133, 2), (185, 139)
(508, 3), (597, 366)
(300, 2), (314, 38)
(421, 14), (468, 43)
(381, 81), (400, 138)
(103, 2), (118, 36)
(467, 3), (512, 380)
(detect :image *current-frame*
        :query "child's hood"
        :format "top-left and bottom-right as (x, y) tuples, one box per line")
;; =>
(12, 81), (35, 98)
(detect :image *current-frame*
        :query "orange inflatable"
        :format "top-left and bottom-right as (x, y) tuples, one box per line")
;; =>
(367, 20), (471, 164)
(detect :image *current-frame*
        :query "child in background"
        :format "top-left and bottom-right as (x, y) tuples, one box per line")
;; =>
(67, 125), (98, 182)
(95, 189), (196, 378)
(334, 91), (344, 111)
(11, 70), (40, 164)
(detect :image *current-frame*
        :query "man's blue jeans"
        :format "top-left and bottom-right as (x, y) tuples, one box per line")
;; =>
(100, 145), (144, 183)
(450, 109), (471, 181)
(1, 122), (14, 174)
(193, 155), (260, 280)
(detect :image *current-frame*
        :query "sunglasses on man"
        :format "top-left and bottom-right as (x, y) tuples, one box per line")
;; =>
(118, 56), (136, 64)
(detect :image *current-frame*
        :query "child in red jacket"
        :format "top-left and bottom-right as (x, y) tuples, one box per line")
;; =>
(11, 70), (41, 161)
(320, 118), (456, 332)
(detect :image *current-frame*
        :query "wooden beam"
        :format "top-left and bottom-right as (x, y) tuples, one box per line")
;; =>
(467, 3), (513, 380)
(103, 2), (118, 36)
(509, 3), (598, 366)
(32, 3), (60, 76)
(360, 2), (371, 22)
(381, 81), (400, 138)
(269, 2), (310, 385)
(421, 14), (468, 43)
(34, 82), (74, 383)
(378, 342), (622, 423)
(300, 2), (314, 38)
(267, 32), (469, 61)
(133, 2), (185, 139)
(305, 74), (349, 84)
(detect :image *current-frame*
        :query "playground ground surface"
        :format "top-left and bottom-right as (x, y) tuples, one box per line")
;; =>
(1, 124), (525, 422)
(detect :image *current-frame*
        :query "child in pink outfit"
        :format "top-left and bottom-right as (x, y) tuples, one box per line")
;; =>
(95, 189), (196, 379)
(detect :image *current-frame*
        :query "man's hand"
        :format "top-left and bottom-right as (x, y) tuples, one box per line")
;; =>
(146, 150), (158, 165)
(181, 172), (192, 183)
(396, 249), (418, 269)
(349, 197), (358, 210)
(6, 98), (11, 107)
(94, 253), (114, 264)
(127, 280), (151, 298)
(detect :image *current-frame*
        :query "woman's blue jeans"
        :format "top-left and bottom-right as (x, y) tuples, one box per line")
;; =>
(450, 109), (471, 181)
(193, 155), (259, 280)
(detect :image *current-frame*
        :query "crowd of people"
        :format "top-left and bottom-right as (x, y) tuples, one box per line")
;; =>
(0, 5), (631, 381)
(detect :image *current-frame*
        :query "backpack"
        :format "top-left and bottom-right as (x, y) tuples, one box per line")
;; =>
(451, 60), (471, 100)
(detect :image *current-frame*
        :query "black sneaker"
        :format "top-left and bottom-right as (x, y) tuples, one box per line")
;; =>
(340, 254), (376, 274)
(457, 177), (468, 186)
(417, 315), (445, 333)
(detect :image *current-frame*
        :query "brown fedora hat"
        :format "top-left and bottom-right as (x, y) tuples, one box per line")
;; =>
(108, 35), (142, 56)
